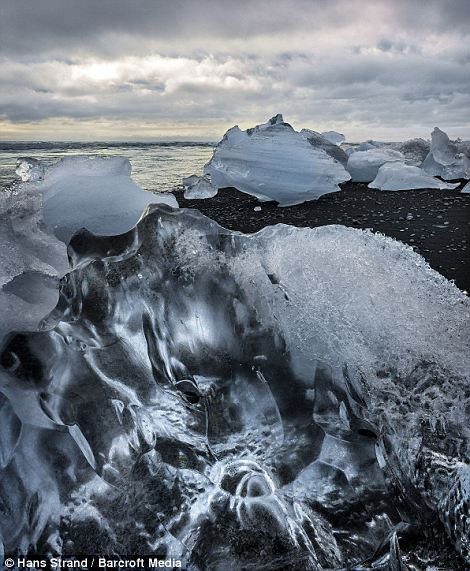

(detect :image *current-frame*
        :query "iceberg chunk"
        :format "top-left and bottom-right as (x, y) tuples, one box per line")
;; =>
(422, 128), (470, 180)
(23, 156), (178, 242)
(0, 156), (178, 342)
(321, 130), (345, 145)
(346, 148), (404, 182)
(431, 127), (459, 166)
(369, 162), (460, 191)
(462, 181), (470, 193)
(204, 115), (351, 206)
(1, 205), (469, 566)
(182, 174), (218, 199)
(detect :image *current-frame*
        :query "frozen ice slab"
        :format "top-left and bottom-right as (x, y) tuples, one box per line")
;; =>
(204, 114), (350, 206)
(183, 174), (218, 199)
(321, 130), (345, 145)
(422, 127), (470, 180)
(17, 156), (179, 242)
(1, 205), (469, 566)
(0, 183), (68, 342)
(346, 148), (405, 182)
(369, 162), (460, 191)
(0, 157), (178, 342)
(462, 181), (470, 193)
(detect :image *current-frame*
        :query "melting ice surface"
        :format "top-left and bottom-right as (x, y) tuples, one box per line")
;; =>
(0, 188), (470, 568)
(369, 162), (460, 191)
(203, 114), (351, 206)
(0, 156), (178, 347)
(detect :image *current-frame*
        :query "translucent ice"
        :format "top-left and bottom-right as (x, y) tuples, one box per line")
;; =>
(369, 162), (460, 191)
(204, 115), (350, 206)
(0, 157), (178, 342)
(182, 174), (218, 199)
(422, 128), (470, 180)
(346, 148), (405, 182)
(320, 130), (345, 145)
(18, 156), (179, 242)
(1, 205), (469, 567)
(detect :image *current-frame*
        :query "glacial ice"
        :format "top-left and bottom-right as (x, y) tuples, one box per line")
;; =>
(369, 162), (461, 191)
(422, 127), (470, 180)
(299, 129), (349, 165)
(320, 130), (345, 145)
(462, 180), (470, 193)
(19, 156), (178, 242)
(346, 147), (405, 182)
(203, 115), (351, 206)
(0, 156), (178, 342)
(182, 174), (218, 199)
(1, 204), (469, 568)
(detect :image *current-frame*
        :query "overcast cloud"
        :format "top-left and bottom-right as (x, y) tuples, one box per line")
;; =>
(0, 0), (469, 140)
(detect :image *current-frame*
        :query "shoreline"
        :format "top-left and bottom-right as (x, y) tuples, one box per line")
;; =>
(175, 180), (470, 294)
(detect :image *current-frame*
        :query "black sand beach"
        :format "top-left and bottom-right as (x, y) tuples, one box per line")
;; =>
(175, 181), (470, 294)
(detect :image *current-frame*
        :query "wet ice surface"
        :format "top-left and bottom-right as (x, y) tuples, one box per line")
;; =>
(1, 204), (469, 569)
(203, 115), (351, 205)
(177, 182), (470, 296)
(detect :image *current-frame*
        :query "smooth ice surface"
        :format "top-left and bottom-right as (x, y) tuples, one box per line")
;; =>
(204, 115), (350, 206)
(182, 174), (218, 199)
(369, 162), (461, 191)
(17, 156), (178, 242)
(0, 156), (178, 342)
(0, 181), (68, 342)
(346, 148), (405, 182)
(1, 205), (469, 568)
(320, 130), (345, 145)
(422, 127), (470, 181)
(462, 181), (470, 193)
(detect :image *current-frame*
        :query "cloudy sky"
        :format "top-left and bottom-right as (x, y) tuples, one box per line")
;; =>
(1, 0), (469, 141)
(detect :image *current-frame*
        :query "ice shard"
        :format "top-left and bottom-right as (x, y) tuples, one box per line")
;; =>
(182, 174), (218, 199)
(204, 115), (351, 206)
(320, 130), (345, 145)
(422, 127), (470, 180)
(369, 162), (460, 191)
(1, 203), (469, 567)
(0, 156), (178, 342)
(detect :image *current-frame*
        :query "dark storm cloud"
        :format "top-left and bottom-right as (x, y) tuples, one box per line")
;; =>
(0, 0), (469, 139)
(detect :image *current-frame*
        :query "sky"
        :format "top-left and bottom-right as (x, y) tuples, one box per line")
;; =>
(0, 0), (469, 142)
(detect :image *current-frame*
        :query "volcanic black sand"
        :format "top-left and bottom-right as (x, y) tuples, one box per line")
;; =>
(175, 180), (470, 294)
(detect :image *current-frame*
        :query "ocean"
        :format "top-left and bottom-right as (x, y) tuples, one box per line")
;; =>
(0, 141), (215, 193)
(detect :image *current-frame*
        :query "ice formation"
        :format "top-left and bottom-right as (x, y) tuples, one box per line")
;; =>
(1, 204), (469, 568)
(422, 127), (470, 180)
(346, 147), (405, 182)
(369, 162), (461, 191)
(182, 174), (218, 199)
(0, 157), (178, 342)
(462, 181), (470, 193)
(18, 156), (178, 242)
(203, 115), (350, 206)
(320, 130), (345, 145)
